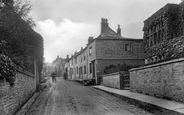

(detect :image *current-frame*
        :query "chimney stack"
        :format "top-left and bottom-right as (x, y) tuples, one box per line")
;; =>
(67, 55), (69, 59)
(101, 18), (109, 34)
(88, 36), (94, 44)
(81, 47), (83, 51)
(117, 25), (121, 36)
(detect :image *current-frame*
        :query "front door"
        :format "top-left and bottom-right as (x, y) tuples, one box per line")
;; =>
(79, 67), (81, 79)
(92, 60), (95, 78)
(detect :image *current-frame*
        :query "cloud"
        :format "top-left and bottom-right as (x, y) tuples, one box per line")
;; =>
(31, 0), (182, 62)
(35, 19), (98, 62)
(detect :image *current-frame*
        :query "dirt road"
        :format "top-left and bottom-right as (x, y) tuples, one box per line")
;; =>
(26, 78), (154, 115)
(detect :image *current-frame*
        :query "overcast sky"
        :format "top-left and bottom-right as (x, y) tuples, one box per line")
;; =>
(29, 0), (181, 62)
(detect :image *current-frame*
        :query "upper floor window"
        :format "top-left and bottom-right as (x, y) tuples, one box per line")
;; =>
(84, 55), (86, 61)
(89, 47), (92, 56)
(125, 44), (130, 51)
(75, 58), (77, 64)
(90, 63), (92, 73)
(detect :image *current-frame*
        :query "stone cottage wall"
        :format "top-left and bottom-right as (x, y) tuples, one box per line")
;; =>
(96, 39), (144, 60)
(130, 57), (184, 102)
(0, 69), (36, 115)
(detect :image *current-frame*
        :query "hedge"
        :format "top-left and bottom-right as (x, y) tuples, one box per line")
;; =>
(0, 8), (43, 85)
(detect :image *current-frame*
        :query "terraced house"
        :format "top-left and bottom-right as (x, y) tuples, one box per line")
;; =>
(65, 18), (144, 84)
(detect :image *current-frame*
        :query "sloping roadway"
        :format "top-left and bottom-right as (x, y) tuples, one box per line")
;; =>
(26, 77), (154, 115)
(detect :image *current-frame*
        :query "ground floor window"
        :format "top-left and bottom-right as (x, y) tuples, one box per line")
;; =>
(84, 66), (86, 74)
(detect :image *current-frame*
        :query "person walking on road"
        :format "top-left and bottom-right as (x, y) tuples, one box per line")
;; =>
(51, 71), (57, 82)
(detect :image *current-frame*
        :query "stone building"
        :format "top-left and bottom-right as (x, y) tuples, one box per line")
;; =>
(52, 56), (66, 77)
(130, 1), (184, 103)
(65, 18), (144, 84)
(143, 2), (184, 63)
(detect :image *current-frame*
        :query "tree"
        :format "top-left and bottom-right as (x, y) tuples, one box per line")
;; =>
(1, 0), (36, 28)
(13, 0), (36, 28)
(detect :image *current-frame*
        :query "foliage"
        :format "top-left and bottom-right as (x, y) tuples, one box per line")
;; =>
(144, 36), (184, 61)
(0, 8), (43, 85)
(1, 0), (35, 28)
(104, 63), (139, 74)
(13, 0), (36, 28)
(0, 41), (17, 86)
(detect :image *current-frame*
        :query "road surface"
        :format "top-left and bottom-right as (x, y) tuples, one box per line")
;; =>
(26, 77), (155, 115)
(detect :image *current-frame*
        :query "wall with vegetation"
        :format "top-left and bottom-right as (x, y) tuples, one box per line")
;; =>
(130, 57), (184, 102)
(0, 69), (36, 115)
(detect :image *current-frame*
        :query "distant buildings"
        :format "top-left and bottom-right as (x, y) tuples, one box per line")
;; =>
(65, 18), (144, 84)
(52, 56), (67, 77)
(41, 62), (55, 79)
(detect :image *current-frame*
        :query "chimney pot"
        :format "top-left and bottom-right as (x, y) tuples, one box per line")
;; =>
(117, 24), (121, 36)
(88, 36), (94, 43)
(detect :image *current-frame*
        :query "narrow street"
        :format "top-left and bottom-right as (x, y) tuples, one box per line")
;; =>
(26, 78), (154, 115)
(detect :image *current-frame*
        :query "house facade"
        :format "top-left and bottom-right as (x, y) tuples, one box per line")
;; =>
(65, 18), (144, 84)
(130, 1), (184, 103)
(143, 2), (184, 64)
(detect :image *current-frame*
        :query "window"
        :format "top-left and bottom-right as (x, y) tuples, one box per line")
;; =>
(90, 63), (92, 73)
(75, 58), (77, 64)
(81, 67), (83, 75)
(84, 55), (86, 61)
(125, 44), (130, 51)
(81, 57), (82, 62)
(77, 67), (78, 74)
(84, 66), (86, 74)
(89, 47), (92, 56)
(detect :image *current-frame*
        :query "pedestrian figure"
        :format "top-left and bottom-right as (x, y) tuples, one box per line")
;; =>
(51, 71), (57, 82)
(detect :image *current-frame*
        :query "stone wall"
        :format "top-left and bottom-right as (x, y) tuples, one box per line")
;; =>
(102, 72), (121, 89)
(0, 69), (36, 115)
(96, 39), (144, 60)
(130, 57), (184, 102)
(97, 59), (144, 76)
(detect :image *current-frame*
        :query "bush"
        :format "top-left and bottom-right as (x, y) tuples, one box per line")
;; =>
(0, 8), (43, 74)
(0, 8), (43, 85)
(0, 54), (17, 86)
(104, 63), (139, 74)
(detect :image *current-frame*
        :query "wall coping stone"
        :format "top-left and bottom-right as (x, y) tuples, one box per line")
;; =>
(130, 57), (184, 72)
(97, 58), (144, 60)
(101, 72), (120, 77)
(17, 68), (35, 78)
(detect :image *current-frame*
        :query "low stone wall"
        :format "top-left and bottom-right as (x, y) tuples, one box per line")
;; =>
(0, 69), (36, 115)
(102, 72), (122, 89)
(130, 57), (184, 102)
